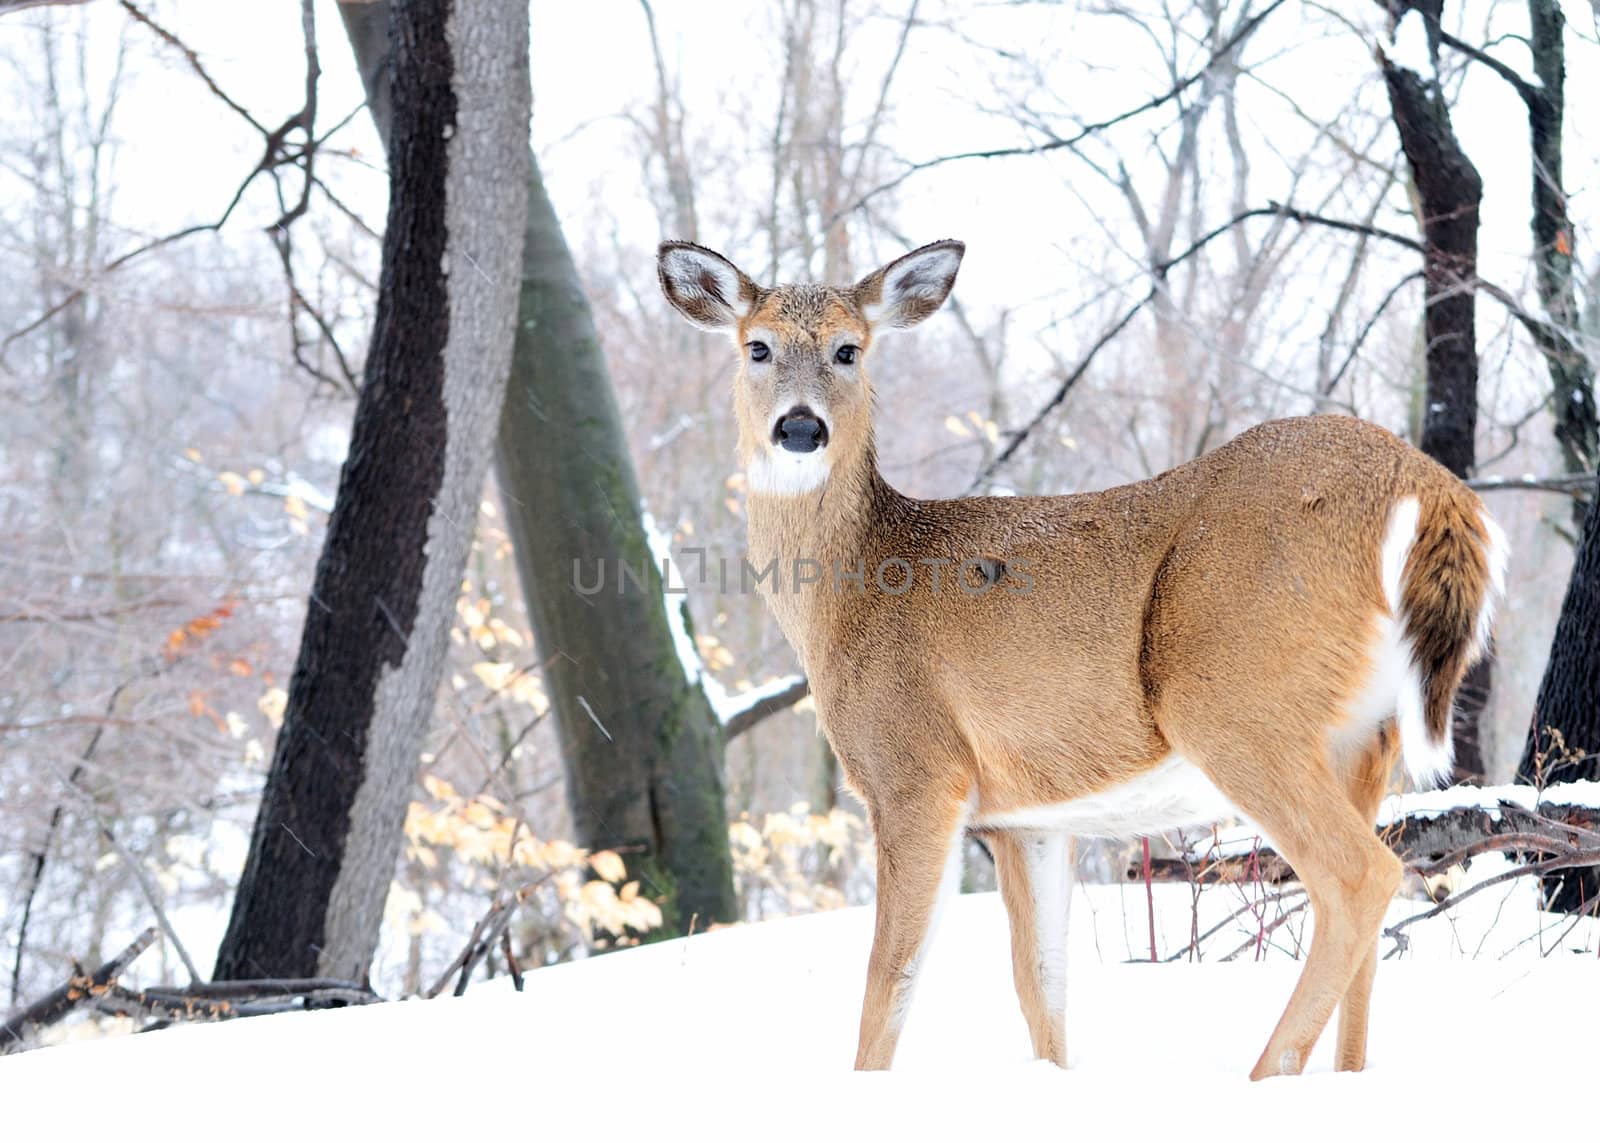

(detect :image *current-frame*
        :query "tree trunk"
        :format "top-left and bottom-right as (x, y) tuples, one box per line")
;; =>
(1524, 0), (1598, 485)
(1381, 3), (1489, 783)
(496, 158), (736, 932)
(1511, 0), (1600, 914)
(1518, 476), (1600, 910)
(215, 0), (530, 981)
(336, 0), (737, 932)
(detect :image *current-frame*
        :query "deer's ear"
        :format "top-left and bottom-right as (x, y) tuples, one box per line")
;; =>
(852, 240), (964, 330)
(657, 242), (760, 330)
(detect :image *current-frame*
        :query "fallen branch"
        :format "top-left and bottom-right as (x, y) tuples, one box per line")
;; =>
(1, 927), (158, 1053)
(1384, 848), (1600, 953)
(99, 978), (378, 1023)
(1139, 782), (1600, 887)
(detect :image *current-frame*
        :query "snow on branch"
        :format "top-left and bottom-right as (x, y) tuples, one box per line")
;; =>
(639, 507), (807, 739)
(1384, 9), (1437, 79)
(1159, 781), (1600, 881)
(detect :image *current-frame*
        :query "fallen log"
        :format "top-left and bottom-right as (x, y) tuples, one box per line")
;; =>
(1, 927), (158, 1053)
(1128, 781), (1600, 884)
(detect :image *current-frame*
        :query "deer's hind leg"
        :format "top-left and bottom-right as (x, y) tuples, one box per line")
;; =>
(991, 831), (1073, 1066)
(1166, 723), (1402, 1080)
(1333, 721), (1400, 1072)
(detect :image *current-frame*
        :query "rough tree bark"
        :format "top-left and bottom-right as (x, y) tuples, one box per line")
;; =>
(1511, 0), (1600, 914)
(1380, 1), (1490, 783)
(1522, 0), (1598, 483)
(215, 0), (530, 981)
(337, 0), (737, 932)
(1518, 481), (1600, 910)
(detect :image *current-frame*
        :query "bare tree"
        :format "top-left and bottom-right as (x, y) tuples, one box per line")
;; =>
(215, 0), (530, 981)
(1379, 1), (1488, 782)
(337, 0), (741, 932)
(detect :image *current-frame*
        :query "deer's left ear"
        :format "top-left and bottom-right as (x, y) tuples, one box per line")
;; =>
(852, 240), (964, 330)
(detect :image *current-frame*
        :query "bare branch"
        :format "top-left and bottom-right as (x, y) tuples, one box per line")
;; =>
(1467, 473), (1595, 499)
(1433, 26), (1543, 111)
(966, 201), (1420, 491)
(834, 0), (1288, 224)
(966, 289), (1151, 494)
(0, 0), (93, 14)
(723, 676), (811, 740)
(118, 1), (267, 133)
(1323, 271), (1424, 397)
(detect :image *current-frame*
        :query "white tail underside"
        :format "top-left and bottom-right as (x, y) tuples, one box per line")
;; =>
(1369, 496), (1508, 790)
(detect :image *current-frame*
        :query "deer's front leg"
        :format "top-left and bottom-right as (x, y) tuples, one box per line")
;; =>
(854, 794), (970, 1070)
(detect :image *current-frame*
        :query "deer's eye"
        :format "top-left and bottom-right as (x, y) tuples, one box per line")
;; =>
(835, 345), (859, 366)
(748, 341), (771, 363)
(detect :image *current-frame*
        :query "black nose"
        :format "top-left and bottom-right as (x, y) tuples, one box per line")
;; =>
(774, 407), (828, 453)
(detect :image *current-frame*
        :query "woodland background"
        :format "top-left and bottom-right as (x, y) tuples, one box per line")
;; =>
(1, 0), (1597, 1023)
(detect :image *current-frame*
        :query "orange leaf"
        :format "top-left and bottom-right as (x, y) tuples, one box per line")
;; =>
(229, 658), (254, 677)
(1556, 230), (1572, 256)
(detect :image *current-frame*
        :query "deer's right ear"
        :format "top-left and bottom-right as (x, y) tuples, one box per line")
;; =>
(657, 242), (760, 331)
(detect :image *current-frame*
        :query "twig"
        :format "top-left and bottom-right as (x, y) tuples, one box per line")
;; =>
(1142, 837), (1157, 963)
(118, 1), (266, 132)
(2, 0), (353, 392)
(426, 874), (553, 999)
(501, 929), (524, 992)
(0, 0), (93, 16)
(1323, 271), (1424, 396)
(1164, 887), (1307, 963)
(1434, 26), (1543, 111)
(966, 288), (1149, 493)
(833, 0), (1289, 224)
(1466, 473), (1595, 500)
(1384, 849), (1600, 948)
(89, 818), (202, 985)
(0, 595), (182, 624)
(1220, 899), (1308, 962)
(963, 199), (1566, 490)
(1, 927), (158, 1053)
(11, 676), (138, 1006)
(1407, 831), (1577, 879)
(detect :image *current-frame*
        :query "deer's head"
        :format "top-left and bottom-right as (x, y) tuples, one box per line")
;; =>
(658, 240), (964, 495)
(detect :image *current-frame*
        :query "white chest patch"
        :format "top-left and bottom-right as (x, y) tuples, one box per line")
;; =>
(745, 447), (831, 496)
(974, 754), (1239, 837)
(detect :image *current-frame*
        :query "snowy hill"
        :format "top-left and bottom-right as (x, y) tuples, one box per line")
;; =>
(1, 882), (1594, 1139)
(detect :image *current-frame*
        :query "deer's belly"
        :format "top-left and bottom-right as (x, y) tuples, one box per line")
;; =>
(973, 754), (1240, 838)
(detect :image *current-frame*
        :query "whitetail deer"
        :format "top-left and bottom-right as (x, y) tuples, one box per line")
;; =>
(657, 238), (1507, 1079)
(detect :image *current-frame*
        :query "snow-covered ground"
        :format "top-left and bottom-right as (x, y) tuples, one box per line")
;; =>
(2, 876), (1595, 1138)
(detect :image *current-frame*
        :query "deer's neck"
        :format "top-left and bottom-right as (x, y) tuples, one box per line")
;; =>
(743, 442), (897, 668)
